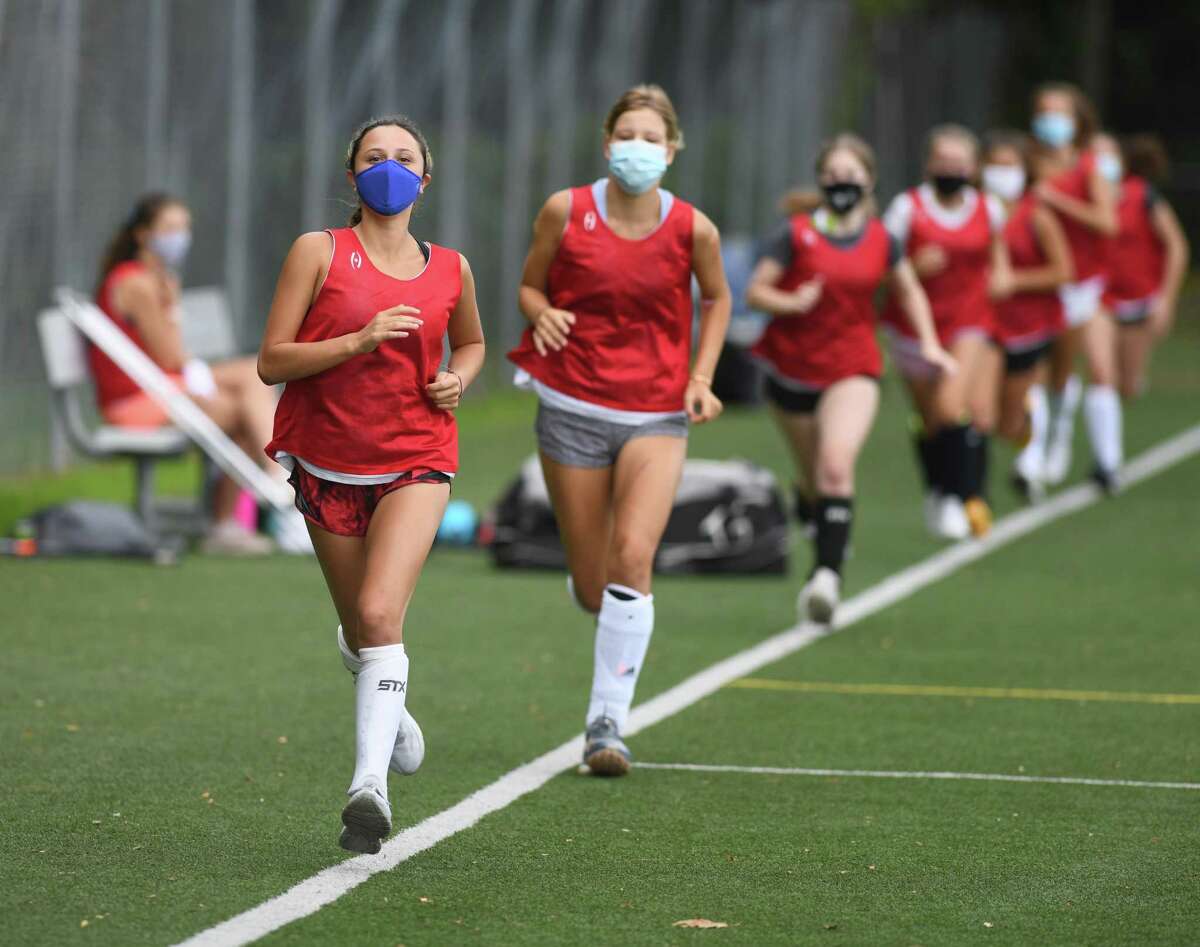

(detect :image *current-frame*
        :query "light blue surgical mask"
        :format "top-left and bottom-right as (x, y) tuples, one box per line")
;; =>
(1096, 152), (1123, 183)
(607, 139), (669, 195)
(1033, 112), (1076, 148)
(148, 230), (192, 268)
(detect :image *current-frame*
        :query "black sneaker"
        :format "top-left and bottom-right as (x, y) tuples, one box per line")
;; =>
(583, 716), (632, 777)
(1091, 466), (1120, 496)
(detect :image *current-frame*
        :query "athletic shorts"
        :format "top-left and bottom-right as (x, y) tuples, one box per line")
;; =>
(762, 374), (878, 415)
(1004, 341), (1052, 375)
(1059, 275), (1105, 328)
(1111, 294), (1157, 327)
(535, 401), (687, 469)
(100, 373), (185, 428)
(289, 465), (452, 537)
(885, 325), (988, 381)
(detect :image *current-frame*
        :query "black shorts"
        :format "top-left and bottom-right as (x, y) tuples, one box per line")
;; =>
(1004, 342), (1052, 375)
(763, 374), (878, 415)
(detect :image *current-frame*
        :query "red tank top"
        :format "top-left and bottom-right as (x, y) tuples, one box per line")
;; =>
(89, 260), (175, 407)
(1046, 150), (1110, 282)
(751, 215), (890, 387)
(1105, 176), (1164, 302)
(994, 195), (1065, 349)
(266, 229), (463, 475)
(882, 187), (994, 341)
(507, 184), (695, 413)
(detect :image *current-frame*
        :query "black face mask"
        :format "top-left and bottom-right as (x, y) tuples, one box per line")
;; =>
(932, 174), (969, 197)
(822, 181), (864, 214)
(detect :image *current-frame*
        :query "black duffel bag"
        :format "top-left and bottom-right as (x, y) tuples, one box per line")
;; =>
(487, 456), (789, 575)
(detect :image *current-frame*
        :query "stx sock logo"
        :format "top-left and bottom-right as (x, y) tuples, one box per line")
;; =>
(377, 679), (406, 693)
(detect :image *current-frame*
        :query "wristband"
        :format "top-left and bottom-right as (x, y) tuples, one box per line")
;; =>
(448, 370), (464, 398)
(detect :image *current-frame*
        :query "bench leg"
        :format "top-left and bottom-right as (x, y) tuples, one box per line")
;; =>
(134, 458), (156, 528)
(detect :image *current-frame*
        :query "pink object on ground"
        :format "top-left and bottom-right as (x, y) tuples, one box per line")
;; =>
(234, 489), (258, 532)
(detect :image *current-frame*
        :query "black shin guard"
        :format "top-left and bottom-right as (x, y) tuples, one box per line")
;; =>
(965, 427), (990, 500)
(814, 496), (854, 575)
(913, 433), (941, 494)
(937, 424), (971, 501)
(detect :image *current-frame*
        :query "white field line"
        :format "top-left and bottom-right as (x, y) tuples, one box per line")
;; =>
(637, 762), (1200, 791)
(174, 422), (1200, 947)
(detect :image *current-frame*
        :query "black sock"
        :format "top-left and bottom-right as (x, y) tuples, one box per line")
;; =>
(913, 433), (941, 493)
(965, 427), (990, 500)
(936, 424), (971, 501)
(814, 496), (854, 575)
(793, 486), (814, 528)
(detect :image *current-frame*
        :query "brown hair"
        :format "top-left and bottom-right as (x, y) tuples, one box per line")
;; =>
(1033, 81), (1099, 147)
(1123, 133), (1170, 184)
(814, 132), (877, 182)
(345, 114), (433, 226)
(925, 123), (980, 163)
(779, 189), (824, 216)
(603, 84), (685, 149)
(96, 192), (183, 293)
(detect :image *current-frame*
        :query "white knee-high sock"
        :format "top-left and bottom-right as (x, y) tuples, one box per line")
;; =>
(1015, 384), (1048, 478)
(350, 643), (408, 793)
(1084, 384), (1123, 472)
(586, 584), (653, 732)
(337, 625), (362, 677)
(1049, 374), (1082, 445)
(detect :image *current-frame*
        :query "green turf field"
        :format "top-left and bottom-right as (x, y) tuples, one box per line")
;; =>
(3, 307), (1198, 946)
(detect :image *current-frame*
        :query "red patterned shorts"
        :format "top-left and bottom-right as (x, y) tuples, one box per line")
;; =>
(289, 465), (452, 537)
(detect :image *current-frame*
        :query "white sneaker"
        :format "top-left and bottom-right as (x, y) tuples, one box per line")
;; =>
(798, 566), (840, 625)
(935, 496), (970, 541)
(200, 519), (274, 557)
(923, 492), (942, 537)
(339, 778), (392, 854)
(270, 507), (314, 555)
(1043, 437), (1072, 486)
(390, 710), (425, 775)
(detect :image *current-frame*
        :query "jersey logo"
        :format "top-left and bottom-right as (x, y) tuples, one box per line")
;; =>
(350, 251), (363, 270)
(583, 211), (597, 232)
(802, 229), (817, 246)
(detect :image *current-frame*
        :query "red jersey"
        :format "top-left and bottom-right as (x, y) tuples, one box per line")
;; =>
(751, 215), (891, 387)
(882, 187), (995, 343)
(995, 195), (1065, 350)
(1105, 176), (1164, 303)
(266, 229), (463, 475)
(507, 184), (695, 413)
(89, 260), (174, 408)
(1045, 149), (1110, 282)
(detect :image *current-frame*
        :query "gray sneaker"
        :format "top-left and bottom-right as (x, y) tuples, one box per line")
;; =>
(583, 716), (632, 777)
(338, 778), (391, 854)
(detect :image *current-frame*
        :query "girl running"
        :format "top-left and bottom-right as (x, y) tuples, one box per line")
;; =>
(747, 133), (952, 622)
(92, 194), (300, 555)
(509, 85), (730, 777)
(1028, 83), (1119, 489)
(258, 115), (485, 852)
(1096, 133), (1190, 400)
(981, 131), (1073, 499)
(881, 125), (1005, 539)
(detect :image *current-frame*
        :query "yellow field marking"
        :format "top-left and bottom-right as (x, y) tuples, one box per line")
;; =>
(727, 678), (1200, 705)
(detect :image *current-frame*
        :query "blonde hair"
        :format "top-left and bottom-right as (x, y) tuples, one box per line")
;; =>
(603, 84), (685, 149)
(925, 123), (980, 163)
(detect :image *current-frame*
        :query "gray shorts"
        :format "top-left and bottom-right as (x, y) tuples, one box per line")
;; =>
(535, 401), (688, 468)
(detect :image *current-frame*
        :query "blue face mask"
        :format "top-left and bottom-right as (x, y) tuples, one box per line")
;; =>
(1032, 112), (1076, 148)
(354, 160), (422, 216)
(607, 139), (669, 195)
(1096, 153), (1123, 183)
(148, 230), (191, 268)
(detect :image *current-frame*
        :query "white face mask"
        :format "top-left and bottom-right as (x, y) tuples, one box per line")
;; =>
(982, 164), (1026, 202)
(1096, 152), (1123, 183)
(148, 230), (192, 268)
